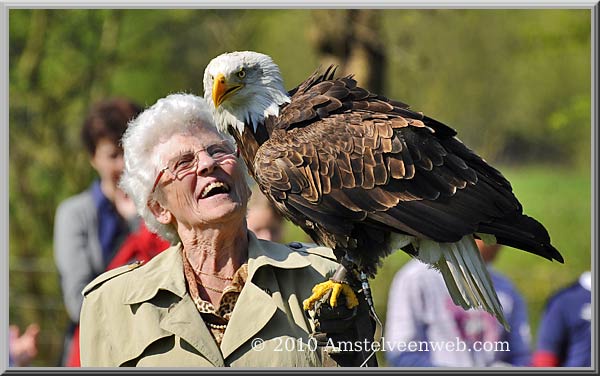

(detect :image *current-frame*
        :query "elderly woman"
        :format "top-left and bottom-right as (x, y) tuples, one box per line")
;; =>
(79, 93), (372, 367)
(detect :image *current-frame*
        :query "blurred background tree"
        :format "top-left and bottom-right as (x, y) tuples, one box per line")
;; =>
(8, 8), (591, 366)
(309, 10), (387, 93)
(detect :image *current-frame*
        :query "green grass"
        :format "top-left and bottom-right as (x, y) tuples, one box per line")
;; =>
(283, 164), (591, 360)
(491, 165), (591, 334)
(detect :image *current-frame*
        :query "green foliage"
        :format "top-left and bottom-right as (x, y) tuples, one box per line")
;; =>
(381, 9), (591, 166)
(8, 9), (591, 366)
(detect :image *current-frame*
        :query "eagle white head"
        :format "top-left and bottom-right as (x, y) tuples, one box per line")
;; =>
(203, 51), (291, 135)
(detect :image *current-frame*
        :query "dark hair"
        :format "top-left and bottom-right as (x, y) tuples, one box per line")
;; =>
(81, 98), (142, 155)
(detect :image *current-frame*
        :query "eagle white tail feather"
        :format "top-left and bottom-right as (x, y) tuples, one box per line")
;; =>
(416, 235), (510, 331)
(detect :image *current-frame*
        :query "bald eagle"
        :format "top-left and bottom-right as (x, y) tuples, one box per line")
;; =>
(203, 51), (563, 329)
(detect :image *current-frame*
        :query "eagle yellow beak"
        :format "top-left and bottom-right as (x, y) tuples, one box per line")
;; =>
(212, 73), (242, 108)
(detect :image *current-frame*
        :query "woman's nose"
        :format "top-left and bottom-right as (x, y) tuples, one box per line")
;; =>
(195, 152), (218, 176)
(115, 154), (125, 173)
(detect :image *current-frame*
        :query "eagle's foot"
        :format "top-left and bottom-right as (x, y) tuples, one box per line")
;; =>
(303, 279), (359, 311)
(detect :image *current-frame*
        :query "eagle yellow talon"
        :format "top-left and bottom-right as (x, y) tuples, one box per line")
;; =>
(303, 280), (359, 311)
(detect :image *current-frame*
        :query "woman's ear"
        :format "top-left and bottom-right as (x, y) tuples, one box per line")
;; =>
(147, 199), (172, 225)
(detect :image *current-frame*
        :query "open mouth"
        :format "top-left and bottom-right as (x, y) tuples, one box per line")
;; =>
(200, 181), (231, 199)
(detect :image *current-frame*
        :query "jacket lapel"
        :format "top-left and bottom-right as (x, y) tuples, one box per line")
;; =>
(219, 280), (278, 359)
(219, 233), (311, 359)
(159, 293), (225, 366)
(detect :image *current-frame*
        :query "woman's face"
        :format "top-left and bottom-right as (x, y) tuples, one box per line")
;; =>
(152, 128), (250, 230)
(90, 138), (124, 190)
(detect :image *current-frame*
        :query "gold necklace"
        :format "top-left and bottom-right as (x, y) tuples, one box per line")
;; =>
(196, 269), (234, 281)
(201, 284), (225, 293)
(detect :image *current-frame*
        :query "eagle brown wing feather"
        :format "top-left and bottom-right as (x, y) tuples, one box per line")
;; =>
(253, 72), (562, 269)
(257, 110), (504, 244)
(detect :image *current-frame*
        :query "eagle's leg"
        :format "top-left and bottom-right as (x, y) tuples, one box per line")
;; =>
(303, 255), (359, 311)
(357, 270), (383, 368)
(358, 270), (383, 332)
(359, 271), (374, 314)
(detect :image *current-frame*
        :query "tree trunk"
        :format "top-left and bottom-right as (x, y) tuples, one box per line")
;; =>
(310, 10), (386, 93)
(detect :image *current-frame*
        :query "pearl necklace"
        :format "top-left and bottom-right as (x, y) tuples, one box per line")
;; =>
(206, 321), (228, 330)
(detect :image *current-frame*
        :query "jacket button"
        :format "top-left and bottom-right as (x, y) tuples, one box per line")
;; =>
(288, 242), (303, 249)
(128, 260), (144, 269)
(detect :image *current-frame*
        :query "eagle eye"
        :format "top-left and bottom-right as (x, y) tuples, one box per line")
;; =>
(237, 69), (246, 79)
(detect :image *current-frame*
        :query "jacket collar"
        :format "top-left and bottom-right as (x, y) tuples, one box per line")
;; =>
(122, 242), (188, 304)
(580, 271), (591, 291)
(122, 231), (311, 304)
(219, 232), (312, 359)
(121, 231), (313, 363)
(246, 231), (311, 279)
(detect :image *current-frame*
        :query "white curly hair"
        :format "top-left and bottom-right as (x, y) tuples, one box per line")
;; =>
(119, 93), (228, 244)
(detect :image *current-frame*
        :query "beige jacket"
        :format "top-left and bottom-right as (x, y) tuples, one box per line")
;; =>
(79, 232), (339, 367)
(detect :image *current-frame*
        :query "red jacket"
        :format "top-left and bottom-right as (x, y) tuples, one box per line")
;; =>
(107, 223), (170, 270)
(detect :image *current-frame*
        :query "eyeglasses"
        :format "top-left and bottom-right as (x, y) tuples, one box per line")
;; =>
(150, 140), (239, 194)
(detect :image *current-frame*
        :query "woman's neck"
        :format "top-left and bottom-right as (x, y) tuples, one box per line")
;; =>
(181, 220), (249, 279)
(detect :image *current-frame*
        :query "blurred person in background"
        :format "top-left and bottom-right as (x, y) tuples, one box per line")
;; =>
(384, 240), (531, 367)
(8, 323), (40, 367)
(105, 222), (170, 271)
(79, 93), (375, 367)
(246, 184), (284, 243)
(531, 271), (591, 367)
(53, 98), (142, 366)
